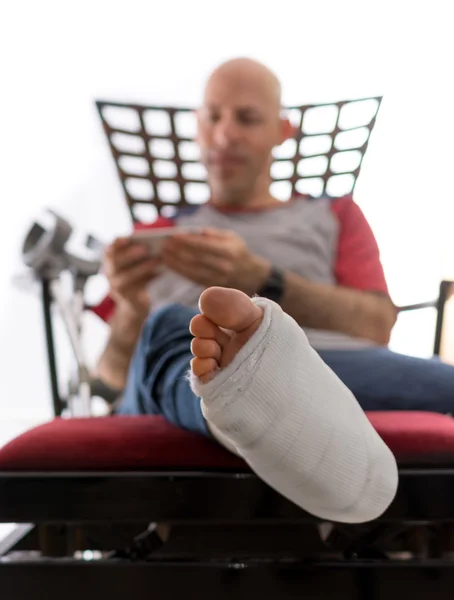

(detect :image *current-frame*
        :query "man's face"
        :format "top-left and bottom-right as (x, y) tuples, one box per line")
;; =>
(197, 72), (284, 205)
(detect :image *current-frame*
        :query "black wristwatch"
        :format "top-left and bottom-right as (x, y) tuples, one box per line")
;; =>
(257, 266), (285, 303)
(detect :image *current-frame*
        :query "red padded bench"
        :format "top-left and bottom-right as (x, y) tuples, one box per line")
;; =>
(1, 411), (454, 521)
(1, 411), (454, 600)
(3, 411), (454, 472)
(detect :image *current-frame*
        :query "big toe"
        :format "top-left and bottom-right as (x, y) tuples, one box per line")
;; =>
(199, 287), (263, 332)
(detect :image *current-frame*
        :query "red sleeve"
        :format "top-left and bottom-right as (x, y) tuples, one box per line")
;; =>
(331, 196), (389, 296)
(89, 215), (175, 322)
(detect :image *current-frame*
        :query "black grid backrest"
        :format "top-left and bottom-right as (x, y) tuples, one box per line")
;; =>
(96, 97), (382, 223)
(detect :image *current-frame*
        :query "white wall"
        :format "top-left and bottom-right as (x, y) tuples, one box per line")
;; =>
(0, 0), (453, 433)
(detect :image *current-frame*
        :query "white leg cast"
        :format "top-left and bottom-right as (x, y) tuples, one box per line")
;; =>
(190, 298), (398, 524)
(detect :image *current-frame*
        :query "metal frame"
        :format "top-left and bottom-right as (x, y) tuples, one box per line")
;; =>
(397, 280), (454, 358)
(434, 280), (454, 356)
(95, 97), (383, 222)
(41, 279), (65, 416)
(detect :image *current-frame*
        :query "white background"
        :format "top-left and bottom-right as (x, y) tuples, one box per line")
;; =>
(0, 0), (453, 441)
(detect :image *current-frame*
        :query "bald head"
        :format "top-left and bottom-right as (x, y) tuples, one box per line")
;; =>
(197, 58), (291, 207)
(204, 58), (282, 115)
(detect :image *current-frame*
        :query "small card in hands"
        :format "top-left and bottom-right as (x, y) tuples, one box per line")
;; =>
(129, 226), (202, 257)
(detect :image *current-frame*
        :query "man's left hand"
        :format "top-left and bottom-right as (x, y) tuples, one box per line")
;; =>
(161, 228), (271, 295)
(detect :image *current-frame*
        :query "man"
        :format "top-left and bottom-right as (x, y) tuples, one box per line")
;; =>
(95, 56), (454, 522)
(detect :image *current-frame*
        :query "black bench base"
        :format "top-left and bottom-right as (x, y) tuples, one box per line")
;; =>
(2, 468), (454, 599)
(1, 558), (454, 600)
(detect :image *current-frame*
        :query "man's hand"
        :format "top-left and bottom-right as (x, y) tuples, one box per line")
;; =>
(161, 228), (271, 295)
(103, 237), (162, 317)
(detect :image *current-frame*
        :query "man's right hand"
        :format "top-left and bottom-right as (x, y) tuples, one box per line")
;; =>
(103, 237), (162, 318)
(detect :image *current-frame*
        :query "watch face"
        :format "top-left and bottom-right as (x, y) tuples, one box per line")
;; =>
(259, 268), (284, 302)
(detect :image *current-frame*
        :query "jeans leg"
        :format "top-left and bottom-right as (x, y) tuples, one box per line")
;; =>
(117, 304), (210, 437)
(318, 347), (454, 414)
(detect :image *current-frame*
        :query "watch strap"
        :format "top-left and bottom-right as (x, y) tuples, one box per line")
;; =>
(257, 266), (285, 303)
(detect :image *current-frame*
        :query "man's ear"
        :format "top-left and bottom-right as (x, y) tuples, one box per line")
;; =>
(278, 117), (296, 144)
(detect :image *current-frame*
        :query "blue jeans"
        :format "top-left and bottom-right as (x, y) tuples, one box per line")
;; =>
(118, 304), (454, 435)
(118, 304), (210, 436)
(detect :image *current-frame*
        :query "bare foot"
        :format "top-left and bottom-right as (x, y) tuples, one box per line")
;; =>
(190, 287), (264, 383)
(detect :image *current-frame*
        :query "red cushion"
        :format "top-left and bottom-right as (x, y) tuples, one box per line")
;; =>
(1, 412), (454, 472)
(368, 411), (454, 464)
(0, 416), (245, 472)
